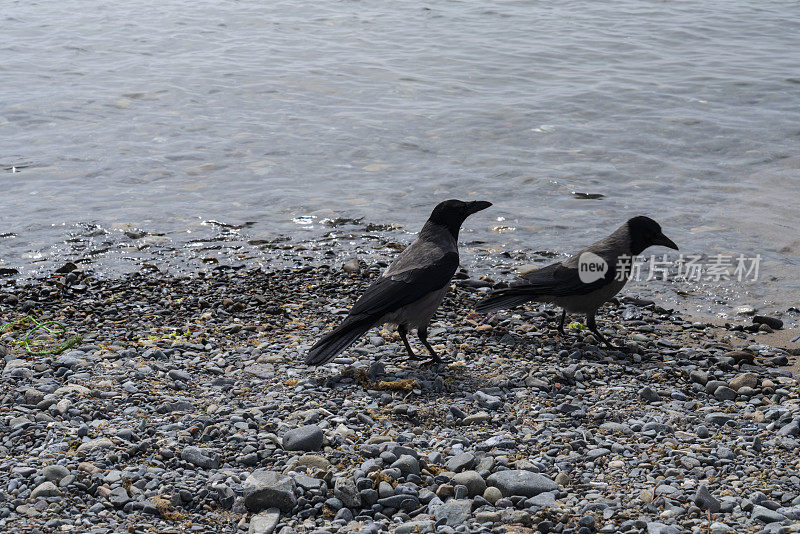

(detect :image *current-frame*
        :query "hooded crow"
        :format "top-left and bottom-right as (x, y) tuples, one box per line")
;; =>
(306, 199), (492, 366)
(475, 216), (678, 348)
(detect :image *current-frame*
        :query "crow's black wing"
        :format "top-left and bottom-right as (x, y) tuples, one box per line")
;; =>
(346, 251), (459, 321)
(476, 257), (621, 313)
(514, 258), (619, 297)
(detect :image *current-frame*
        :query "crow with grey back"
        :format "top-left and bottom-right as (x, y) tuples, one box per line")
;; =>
(475, 216), (678, 348)
(306, 199), (492, 366)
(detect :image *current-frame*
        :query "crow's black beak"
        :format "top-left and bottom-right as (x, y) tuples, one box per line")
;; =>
(653, 232), (679, 250)
(466, 200), (492, 215)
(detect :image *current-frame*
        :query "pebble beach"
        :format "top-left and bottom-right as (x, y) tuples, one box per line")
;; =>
(1, 248), (799, 534)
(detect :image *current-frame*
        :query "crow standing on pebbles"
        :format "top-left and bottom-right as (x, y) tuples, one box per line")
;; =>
(476, 216), (678, 348)
(306, 199), (492, 366)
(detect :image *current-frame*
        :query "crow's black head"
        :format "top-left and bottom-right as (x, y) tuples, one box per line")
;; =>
(428, 199), (492, 237)
(627, 215), (678, 255)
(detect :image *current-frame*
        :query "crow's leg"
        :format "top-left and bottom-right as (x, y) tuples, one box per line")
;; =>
(417, 327), (442, 364)
(586, 312), (618, 350)
(398, 324), (418, 359)
(557, 310), (567, 337)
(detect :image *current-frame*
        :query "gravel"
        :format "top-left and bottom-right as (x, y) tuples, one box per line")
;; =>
(0, 254), (798, 533)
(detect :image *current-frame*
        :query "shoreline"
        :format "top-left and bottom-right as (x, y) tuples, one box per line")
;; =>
(2, 219), (798, 332)
(1, 263), (799, 533)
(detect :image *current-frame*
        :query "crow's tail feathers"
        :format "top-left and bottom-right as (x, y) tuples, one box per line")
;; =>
(474, 287), (536, 313)
(305, 317), (374, 366)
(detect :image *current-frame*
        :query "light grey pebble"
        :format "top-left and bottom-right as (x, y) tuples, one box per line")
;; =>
(451, 470), (486, 497)
(485, 470), (558, 497)
(181, 446), (219, 470)
(42, 465), (70, 483)
(334, 477), (361, 508)
(243, 470), (297, 513)
(639, 386), (661, 403)
(751, 505), (786, 523)
(249, 508), (280, 534)
(30, 481), (62, 500)
(432, 499), (472, 527)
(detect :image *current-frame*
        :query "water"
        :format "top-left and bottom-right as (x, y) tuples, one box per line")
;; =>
(2, 0), (799, 321)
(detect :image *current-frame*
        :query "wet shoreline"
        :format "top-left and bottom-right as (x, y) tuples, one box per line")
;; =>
(2, 220), (798, 329)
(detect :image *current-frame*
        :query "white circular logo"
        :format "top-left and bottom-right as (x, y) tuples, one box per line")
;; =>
(578, 252), (608, 284)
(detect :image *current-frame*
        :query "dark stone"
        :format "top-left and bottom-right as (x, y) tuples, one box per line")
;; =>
(753, 316), (783, 330)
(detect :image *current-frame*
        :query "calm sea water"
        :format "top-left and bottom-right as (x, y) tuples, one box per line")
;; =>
(2, 0), (799, 320)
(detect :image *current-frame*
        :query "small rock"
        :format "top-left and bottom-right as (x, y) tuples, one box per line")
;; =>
(249, 508), (280, 534)
(646, 522), (681, 534)
(282, 425), (323, 452)
(30, 481), (62, 500)
(777, 419), (800, 437)
(297, 454), (330, 470)
(752, 504), (785, 523)
(483, 486), (502, 505)
(475, 390), (502, 410)
(639, 386), (660, 403)
(729, 373), (758, 391)
(486, 470), (558, 497)
(690, 370), (709, 385)
(334, 477), (361, 508)
(395, 520), (435, 534)
(76, 438), (115, 455)
(694, 484), (721, 513)
(435, 484), (454, 500)
(446, 452), (475, 473)
(108, 486), (130, 507)
(391, 455), (420, 476)
(451, 471), (486, 497)
(42, 465), (70, 483)
(462, 411), (491, 425)
(181, 446), (220, 470)
(243, 470), (297, 513)
(342, 259), (360, 273)
(725, 350), (754, 364)
(714, 386), (737, 401)
(753, 315), (783, 330)
(527, 491), (556, 507)
(705, 412), (733, 426)
(433, 499), (472, 527)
